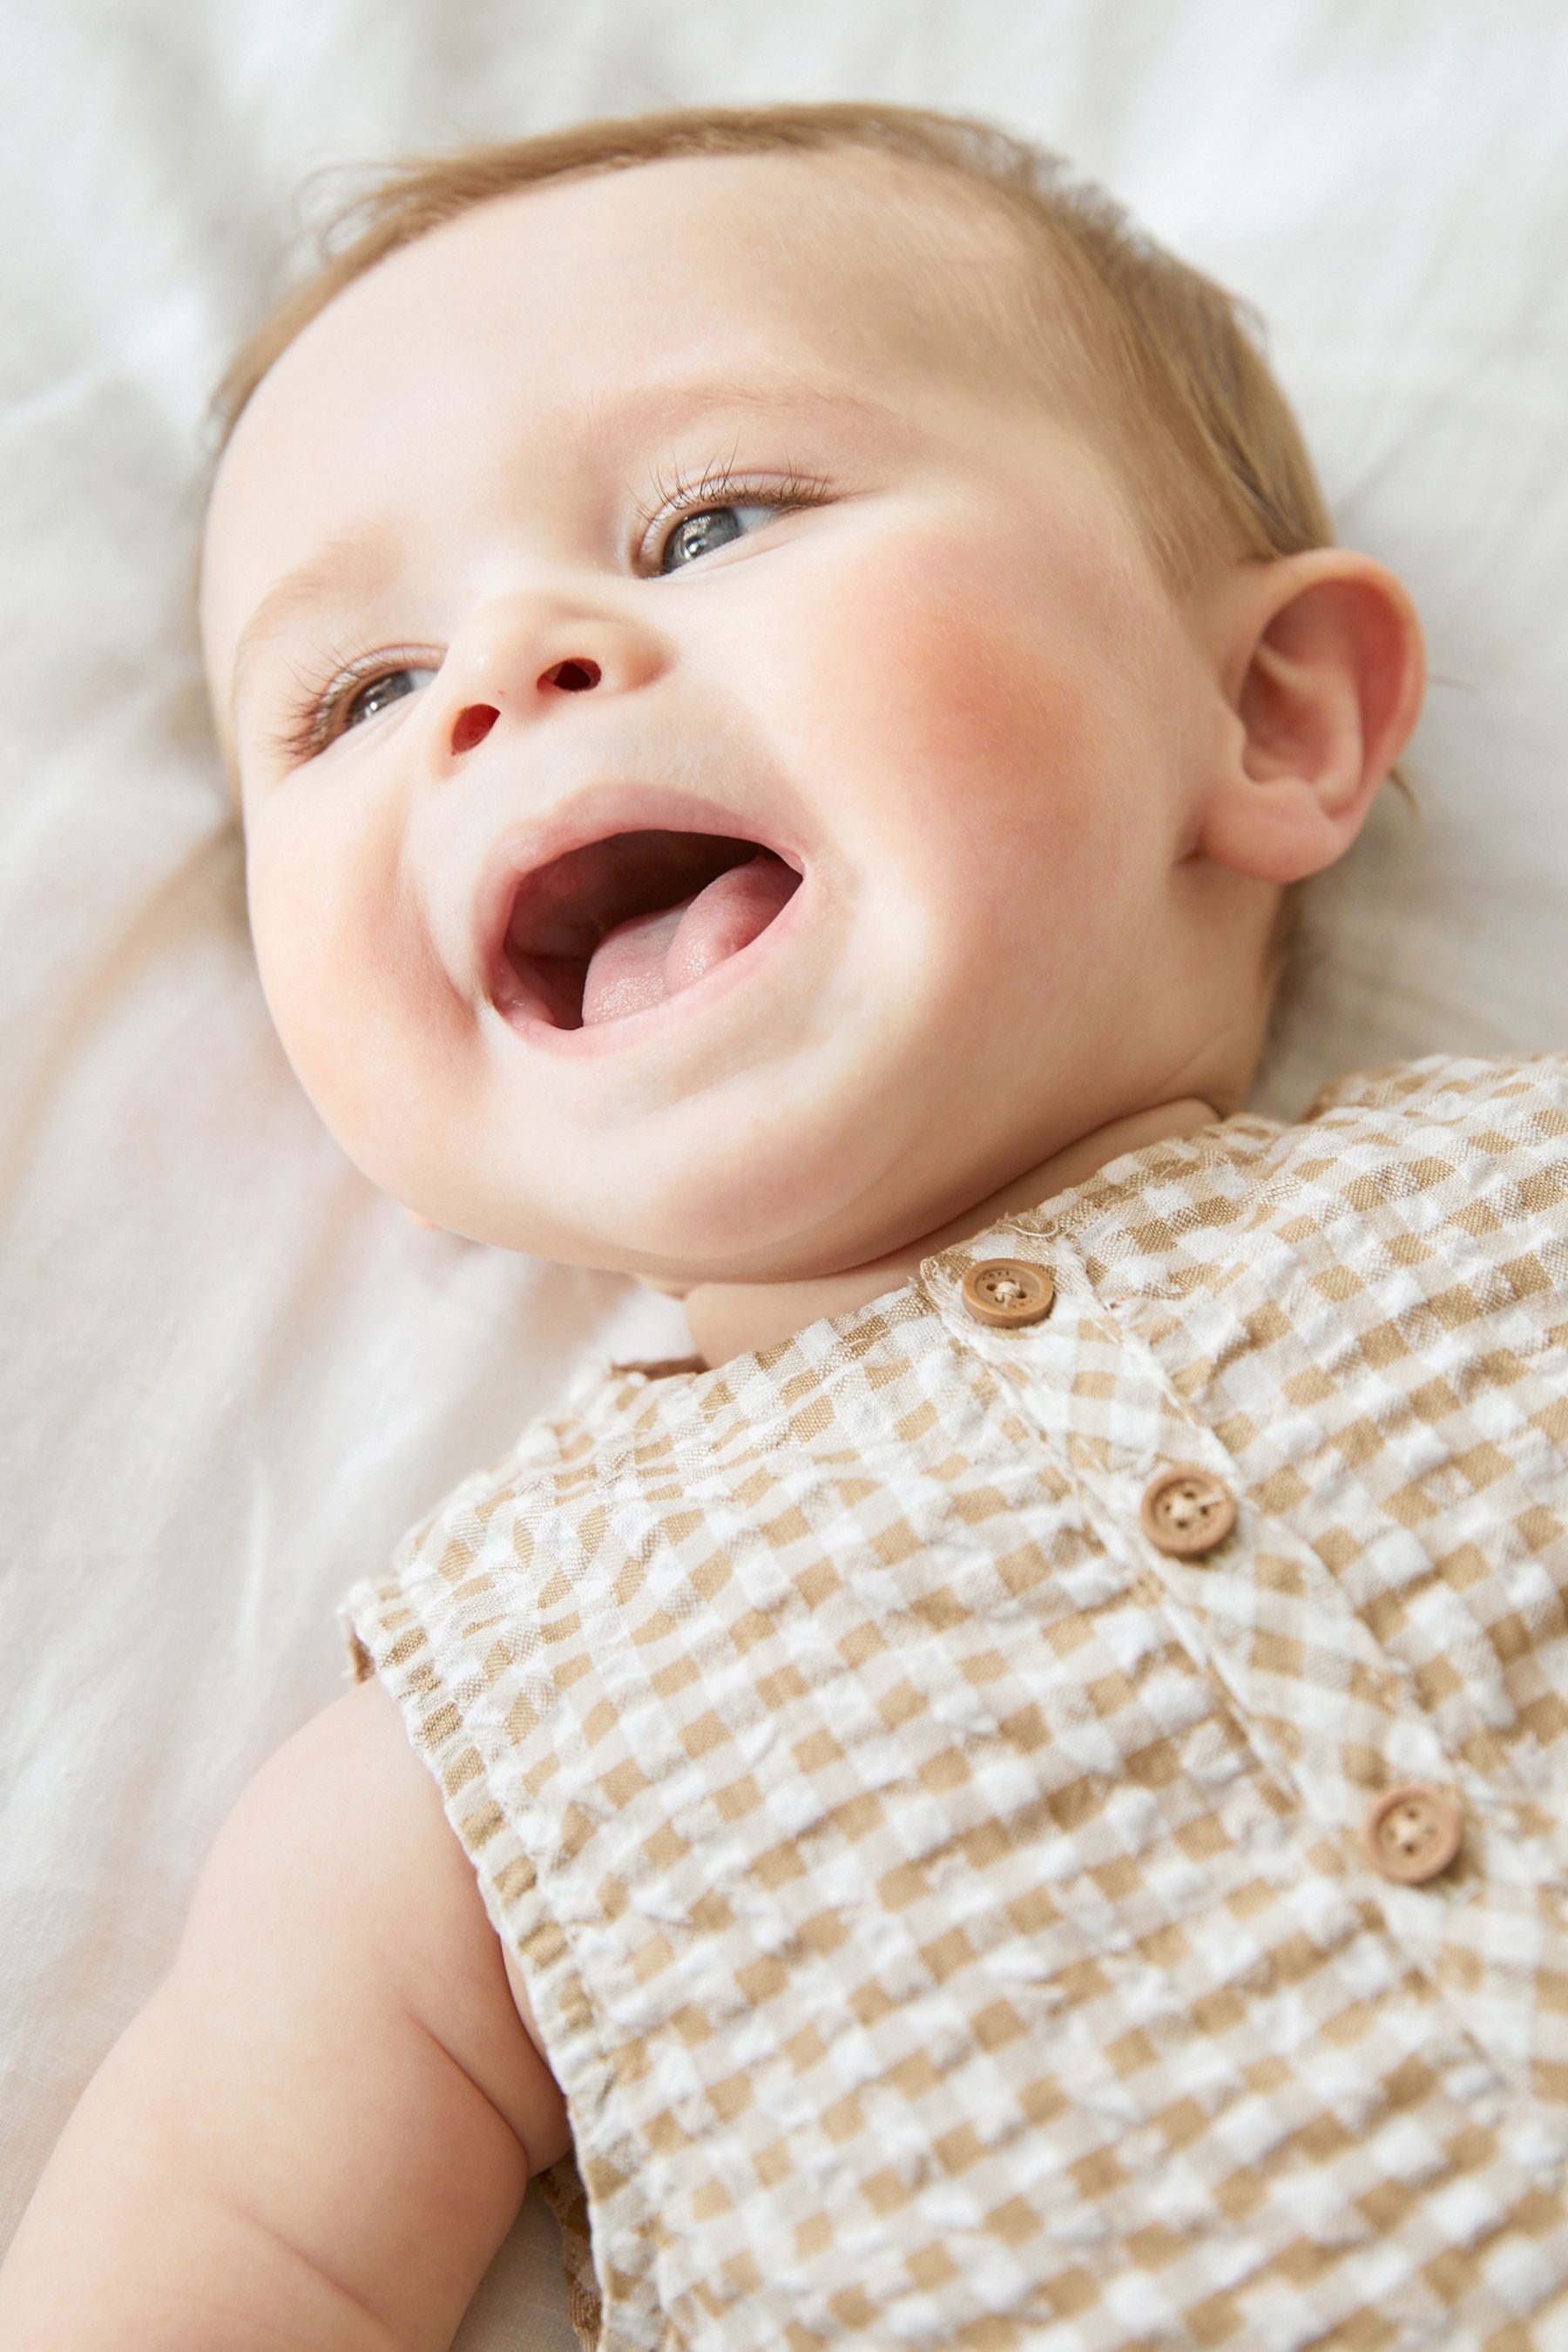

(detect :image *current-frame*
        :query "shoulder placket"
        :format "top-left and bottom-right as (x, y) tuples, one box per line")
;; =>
(921, 1223), (1474, 1867)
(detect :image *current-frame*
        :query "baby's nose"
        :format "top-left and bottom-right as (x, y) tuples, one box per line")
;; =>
(448, 655), (601, 758)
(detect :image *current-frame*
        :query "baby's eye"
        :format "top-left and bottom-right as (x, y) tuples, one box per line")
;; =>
(342, 666), (438, 732)
(658, 502), (777, 577)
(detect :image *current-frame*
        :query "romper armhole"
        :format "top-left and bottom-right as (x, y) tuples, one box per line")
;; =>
(335, 1577), (605, 2352)
(342, 1617), (375, 1684)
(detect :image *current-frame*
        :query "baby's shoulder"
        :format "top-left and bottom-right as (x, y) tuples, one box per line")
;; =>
(362, 1348), (686, 1617)
(1220, 1047), (1568, 1302)
(1301, 1048), (1568, 1133)
(1249, 1050), (1568, 1241)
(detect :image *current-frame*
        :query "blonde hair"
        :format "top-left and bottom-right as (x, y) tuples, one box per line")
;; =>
(213, 98), (1334, 596)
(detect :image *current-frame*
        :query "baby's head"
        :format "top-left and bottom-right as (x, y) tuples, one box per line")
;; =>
(199, 100), (1423, 1288)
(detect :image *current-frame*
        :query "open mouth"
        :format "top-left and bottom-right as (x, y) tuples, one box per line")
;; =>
(493, 828), (802, 1031)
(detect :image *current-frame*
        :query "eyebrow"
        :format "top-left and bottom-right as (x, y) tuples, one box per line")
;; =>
(227, 524), (399, 725)
(226, 371), (906, 725)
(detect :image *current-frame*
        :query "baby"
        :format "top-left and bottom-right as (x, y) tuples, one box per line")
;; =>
(8, 91), (1568, 2352)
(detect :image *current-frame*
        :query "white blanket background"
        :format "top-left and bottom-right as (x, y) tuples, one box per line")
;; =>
(5, 5), (1566, 2342)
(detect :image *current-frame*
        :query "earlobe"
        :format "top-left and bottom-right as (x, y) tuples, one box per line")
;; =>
(1196, 550), (1425, 886)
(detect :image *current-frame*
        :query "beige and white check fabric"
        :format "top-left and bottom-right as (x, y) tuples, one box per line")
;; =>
(342, 1053), (1568, 2349)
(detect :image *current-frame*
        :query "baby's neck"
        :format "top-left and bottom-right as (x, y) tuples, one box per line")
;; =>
(681, 1097), (1221, 1369)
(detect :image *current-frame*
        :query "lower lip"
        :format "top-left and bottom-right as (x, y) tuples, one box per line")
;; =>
(493, 869), (811, 1058)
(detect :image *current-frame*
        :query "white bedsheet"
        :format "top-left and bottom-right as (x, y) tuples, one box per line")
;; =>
(5, 5), (1566, 2343)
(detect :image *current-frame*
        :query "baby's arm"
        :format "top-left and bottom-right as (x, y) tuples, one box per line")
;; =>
(0, 1679), (570, 2352)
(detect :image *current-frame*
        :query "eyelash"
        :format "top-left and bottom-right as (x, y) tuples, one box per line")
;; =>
(264, 462), (832, 768)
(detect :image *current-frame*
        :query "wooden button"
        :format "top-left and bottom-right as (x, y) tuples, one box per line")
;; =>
(1361, 1783), (1463, 1885)
(1139, 1464), (1236, 1558)
(960, 1259), (1055, 1328)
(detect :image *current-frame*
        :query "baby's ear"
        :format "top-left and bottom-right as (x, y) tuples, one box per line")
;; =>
(1194, 549), (1425, 884)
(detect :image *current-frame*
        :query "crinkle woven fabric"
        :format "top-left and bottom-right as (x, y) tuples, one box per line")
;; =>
(343, 1052), (1568, 2350)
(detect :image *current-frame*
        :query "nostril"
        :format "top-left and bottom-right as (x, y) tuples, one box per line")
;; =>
(542, 658), (601, 693)
(451, 704), (499, 756)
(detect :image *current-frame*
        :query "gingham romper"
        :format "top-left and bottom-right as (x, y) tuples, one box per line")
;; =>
(342, 1052), (1568, 2350)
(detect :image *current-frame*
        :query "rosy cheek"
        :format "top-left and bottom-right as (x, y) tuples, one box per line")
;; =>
(786, 522), (1112, 884)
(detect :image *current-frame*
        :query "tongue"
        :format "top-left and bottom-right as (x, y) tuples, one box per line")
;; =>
(581, 854), (798, 1027)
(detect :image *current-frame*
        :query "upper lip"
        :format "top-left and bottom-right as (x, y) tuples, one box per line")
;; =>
(471, 781), (803, 1015)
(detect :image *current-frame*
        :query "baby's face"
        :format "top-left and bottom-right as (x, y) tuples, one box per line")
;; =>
(202, 151), (1247, 1284)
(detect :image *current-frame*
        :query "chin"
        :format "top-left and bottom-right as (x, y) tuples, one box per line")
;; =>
(446, 1180), (830, 1288)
